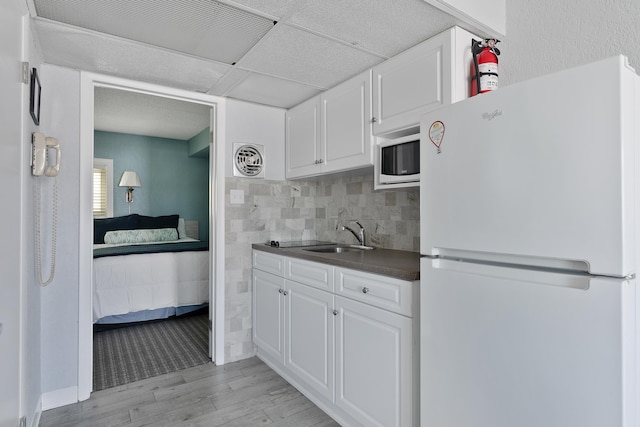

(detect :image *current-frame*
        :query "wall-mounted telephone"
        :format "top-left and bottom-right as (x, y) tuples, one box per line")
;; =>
(32, 132), (60, 286)
(32, 132), (60, 177)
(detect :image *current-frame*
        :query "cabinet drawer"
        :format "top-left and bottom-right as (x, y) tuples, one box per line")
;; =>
(253, 250), (285, 276)
(285, 258), (334, 292)
(335, 267), (413, 316)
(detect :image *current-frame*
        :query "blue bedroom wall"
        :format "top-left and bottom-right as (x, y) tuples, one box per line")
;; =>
(188, 127), (210, 158)
(94, 130), (209, 241)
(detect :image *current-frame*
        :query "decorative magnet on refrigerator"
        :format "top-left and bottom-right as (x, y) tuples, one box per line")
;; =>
(428, 121), (445, 153)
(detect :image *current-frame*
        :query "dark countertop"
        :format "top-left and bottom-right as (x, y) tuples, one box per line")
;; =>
(252, 242), (420, 281)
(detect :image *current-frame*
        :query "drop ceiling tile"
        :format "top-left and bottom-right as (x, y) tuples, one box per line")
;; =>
(34, 19), (231, 93)
(287, 0), (460, 57)
(237, 24), (382, 89)
(221, 0), (303, 19)
(208, 69), (253, 96)
(34, 0), (274, 64)
(191, 19), (276, 65)
(224, 72), (323, 108)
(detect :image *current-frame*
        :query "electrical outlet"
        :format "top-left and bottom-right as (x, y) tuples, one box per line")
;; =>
(230, 189), (244, 204)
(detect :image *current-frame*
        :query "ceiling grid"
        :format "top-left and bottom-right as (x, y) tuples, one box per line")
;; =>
(31, 0), (464, 136)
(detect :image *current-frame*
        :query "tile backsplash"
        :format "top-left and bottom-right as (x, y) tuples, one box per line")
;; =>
(224, 173), (420, 362)
(313, 175), (420, 250)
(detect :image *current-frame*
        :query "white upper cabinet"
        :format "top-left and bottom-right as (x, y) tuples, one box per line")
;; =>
(285, 26), (480, 176)
(372, 26), (479, 135)
(320, 70), (373, 174)
(285, 96), (321, 178)
(423, 0), (505, 38)
(286, 70), (372, 179)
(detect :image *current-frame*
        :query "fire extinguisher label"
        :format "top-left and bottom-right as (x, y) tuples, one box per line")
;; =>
(480, 74), (499, 91)
(478, 62), (498, 74)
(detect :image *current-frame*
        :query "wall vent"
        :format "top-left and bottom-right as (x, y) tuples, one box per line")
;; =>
(233, 143), (264, 178)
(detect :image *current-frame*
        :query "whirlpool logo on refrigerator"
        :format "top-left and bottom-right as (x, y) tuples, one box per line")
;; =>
(481, 109), (503, 121)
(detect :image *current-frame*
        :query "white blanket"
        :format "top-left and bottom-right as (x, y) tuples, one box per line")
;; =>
(93, 243), (209, 322)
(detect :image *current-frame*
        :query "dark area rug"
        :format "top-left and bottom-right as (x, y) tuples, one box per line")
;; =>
(93, 313), (209, 391)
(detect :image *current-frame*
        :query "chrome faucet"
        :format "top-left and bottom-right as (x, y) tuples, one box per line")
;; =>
(337, 220), (366, 247)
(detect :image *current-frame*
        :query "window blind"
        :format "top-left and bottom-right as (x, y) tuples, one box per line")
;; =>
(93, 167), (107, 217)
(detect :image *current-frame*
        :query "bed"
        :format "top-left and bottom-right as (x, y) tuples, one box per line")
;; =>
(93, 214), (209, 324)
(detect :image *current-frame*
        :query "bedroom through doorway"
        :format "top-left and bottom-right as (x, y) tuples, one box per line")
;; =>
(91, 86), (214, 391)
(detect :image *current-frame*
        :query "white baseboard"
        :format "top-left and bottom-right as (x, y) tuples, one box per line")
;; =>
(41, 386), (78, 411)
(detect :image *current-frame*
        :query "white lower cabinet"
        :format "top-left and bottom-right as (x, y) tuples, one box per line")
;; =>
(286, 280), (335, 402)
(252, 268), (285, 363)
(253, 250), (417, 427)
(335, 296), (413, 427)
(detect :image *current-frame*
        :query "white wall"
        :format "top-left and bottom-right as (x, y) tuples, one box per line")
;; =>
(23, 9), (45, 427)
(38, 64), (82, 407)
(0, 3), (27, 426)
(501, 0), (640, 87)
(225, 99), (286, 180)
(0, 1), (44, 426)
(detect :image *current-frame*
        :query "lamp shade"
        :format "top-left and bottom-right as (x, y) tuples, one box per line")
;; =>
(118, 171), (141, 188)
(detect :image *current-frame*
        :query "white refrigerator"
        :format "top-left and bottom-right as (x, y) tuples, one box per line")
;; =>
(419, 55), (639, 427)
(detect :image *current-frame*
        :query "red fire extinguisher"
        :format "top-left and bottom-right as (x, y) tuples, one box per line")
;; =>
(471, 38), (500, 96)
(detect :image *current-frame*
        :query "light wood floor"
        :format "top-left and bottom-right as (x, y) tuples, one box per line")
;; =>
(40, 357), (340, 427)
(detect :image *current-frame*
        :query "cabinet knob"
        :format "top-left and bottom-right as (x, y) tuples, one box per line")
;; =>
(362, 287), (370, 294)
(371, 117), (377, 123)
(283, 290), (288, 296)
(278, 288), (283, 294)
(332, 309), (338, 316)
(318, 159), (323, 164)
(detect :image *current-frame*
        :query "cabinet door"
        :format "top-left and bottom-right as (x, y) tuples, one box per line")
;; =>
(321, 70), (373, 173)
(253, 269), (285, 364)
(285, 280), (335, 402)
(286, 96), (321, 178)
(335, 296), (413, 427)
(372, 28), (452, 135)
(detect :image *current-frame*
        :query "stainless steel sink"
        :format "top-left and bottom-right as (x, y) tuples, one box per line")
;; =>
(304, 245), (374, 253)
(306, 247), (354, 253)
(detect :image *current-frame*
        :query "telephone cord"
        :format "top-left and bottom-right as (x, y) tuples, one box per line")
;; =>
(35, 177), (57, 286)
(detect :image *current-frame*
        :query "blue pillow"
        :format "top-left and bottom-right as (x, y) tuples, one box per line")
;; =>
(94, 215), (139, 244)
(138, 214), (179, 230)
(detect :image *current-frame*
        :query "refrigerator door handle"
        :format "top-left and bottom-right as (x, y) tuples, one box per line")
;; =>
(431, 258), (592, 291)
(431, 248), (590, 273)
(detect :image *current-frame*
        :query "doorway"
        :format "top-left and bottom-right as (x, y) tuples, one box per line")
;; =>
(78, 72), (226, 400)
(92, 86), (211, 390)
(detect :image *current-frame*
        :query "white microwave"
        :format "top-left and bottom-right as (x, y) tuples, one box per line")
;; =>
(375, 133), (420, 190)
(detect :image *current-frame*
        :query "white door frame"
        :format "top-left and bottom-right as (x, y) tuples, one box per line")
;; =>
(78, 72), (226, 400)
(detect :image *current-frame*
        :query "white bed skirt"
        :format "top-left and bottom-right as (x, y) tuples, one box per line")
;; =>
(93, 250), (209, 323)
